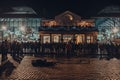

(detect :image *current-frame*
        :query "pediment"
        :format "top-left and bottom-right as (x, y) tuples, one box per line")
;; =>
(55, 11), (81, 26)
(55, 11), (81, 20)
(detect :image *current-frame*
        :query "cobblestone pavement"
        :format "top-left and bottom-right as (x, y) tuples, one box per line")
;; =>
(1, 55), (120, 80)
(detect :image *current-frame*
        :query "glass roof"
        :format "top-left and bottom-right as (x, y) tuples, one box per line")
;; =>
(99, 6), (120, 14)
(2, 6), (37, 15)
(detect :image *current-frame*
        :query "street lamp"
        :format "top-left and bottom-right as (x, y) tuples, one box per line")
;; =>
(1, 25), (7, 42)
(19, 26), (26, 41)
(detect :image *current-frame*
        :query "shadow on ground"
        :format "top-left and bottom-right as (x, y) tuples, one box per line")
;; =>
(0, 60), (16, 77)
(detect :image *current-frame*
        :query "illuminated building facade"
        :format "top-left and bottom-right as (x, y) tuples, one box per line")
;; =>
(0, 6), (41, 42)
(95, 6), (120, 43)
(40, 11), (98, 44)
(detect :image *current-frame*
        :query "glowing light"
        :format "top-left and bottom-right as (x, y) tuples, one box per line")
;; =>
(1, 25), (7, 30)
(67, 14), (73, 20)
(112, 27), (119, 33)
(19, 26), (26, 32)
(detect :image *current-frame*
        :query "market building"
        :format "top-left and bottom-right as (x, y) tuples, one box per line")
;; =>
(0, 6), (41, 42)
(95, 6), (120, 43)
(40, 11), (98, 44)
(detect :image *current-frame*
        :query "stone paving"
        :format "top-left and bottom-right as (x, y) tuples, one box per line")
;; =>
(1, 55), (120, 80)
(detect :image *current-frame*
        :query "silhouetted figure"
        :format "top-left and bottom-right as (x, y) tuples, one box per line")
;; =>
(65, 42), (72, 57)
(0, 61), (16, 77)
(1, 40), (9, 62)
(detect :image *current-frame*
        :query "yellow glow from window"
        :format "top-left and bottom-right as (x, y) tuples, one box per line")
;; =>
(67, 14), (73, 20)
(49, 21), (56, 26)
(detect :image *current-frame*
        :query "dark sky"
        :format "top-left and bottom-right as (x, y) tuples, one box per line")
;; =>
(0, 0), (120, 18)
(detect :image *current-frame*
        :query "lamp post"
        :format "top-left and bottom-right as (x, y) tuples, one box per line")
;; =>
(1, 25), (7, 42)
(0, 25), (7, 64)
(9, 31), (13, 42)
(19, 26), (26, 42)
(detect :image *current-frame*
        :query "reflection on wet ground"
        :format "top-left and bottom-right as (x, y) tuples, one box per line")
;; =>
(1, 54), (120, 80)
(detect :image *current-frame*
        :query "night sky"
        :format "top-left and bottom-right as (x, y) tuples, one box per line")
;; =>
(0, 0), (119, 18)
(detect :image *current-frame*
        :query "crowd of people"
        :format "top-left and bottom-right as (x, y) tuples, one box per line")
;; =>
(0, 40), (120, 59)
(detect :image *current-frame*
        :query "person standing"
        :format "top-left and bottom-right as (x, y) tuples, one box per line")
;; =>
(65, 41), (72, 57)
(1, 40), (9, 62)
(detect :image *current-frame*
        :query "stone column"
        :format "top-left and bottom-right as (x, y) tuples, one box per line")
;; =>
(61, 34), (63, 43)
(84, 34), (87, 43)
(39, 34), (42, 43)
(50, 34), (52, 43)
(73, 34), (76, 44)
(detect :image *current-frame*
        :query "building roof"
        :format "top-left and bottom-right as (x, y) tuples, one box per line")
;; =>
(0, 6), (39, 18)
(97, 6), (120, 17)
(55, 11), (81, 20)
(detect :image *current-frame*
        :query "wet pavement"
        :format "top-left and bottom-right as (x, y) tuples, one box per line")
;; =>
(0, 54), (120, 80)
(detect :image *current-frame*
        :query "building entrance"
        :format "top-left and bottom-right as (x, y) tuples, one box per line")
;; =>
(63, 35), (73, 43)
